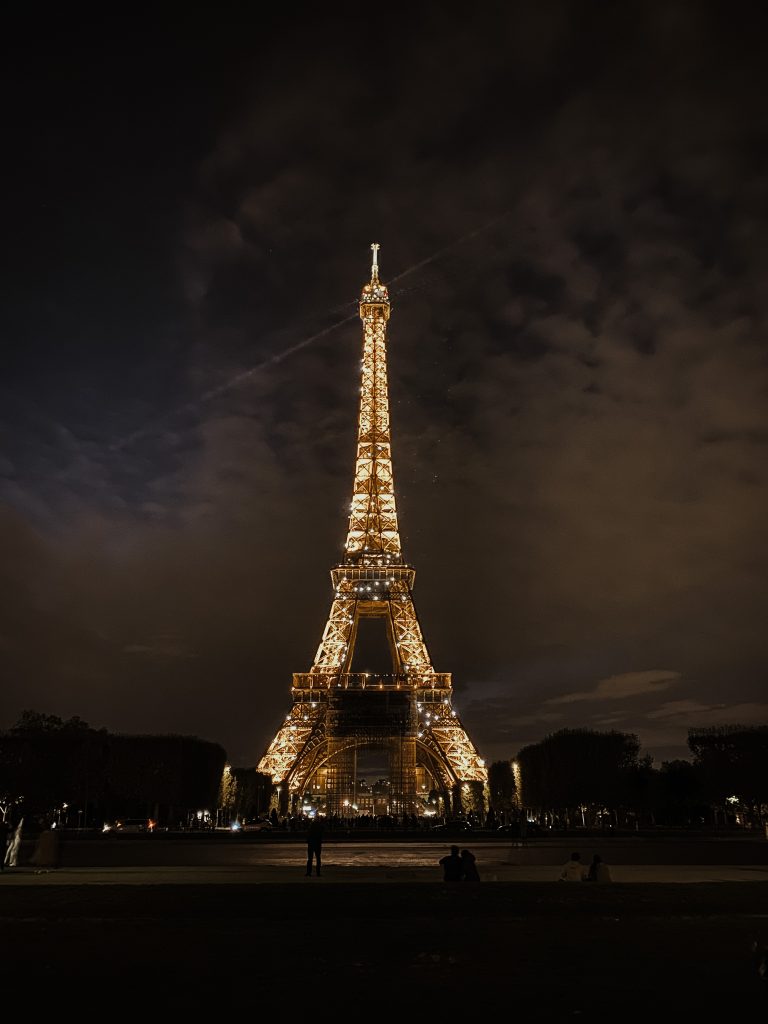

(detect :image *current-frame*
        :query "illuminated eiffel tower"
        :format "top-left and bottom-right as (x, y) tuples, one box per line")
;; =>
(258, 245), (487, 818)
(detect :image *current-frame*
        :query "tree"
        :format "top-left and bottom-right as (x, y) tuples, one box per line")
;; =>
(515, 728), (644, 827)
(104, 734), (226, 824)
(1, 715), (108, 822)
(218, 764), (237, 814)
(11, 710), (93, 734)
(654, 760), (706, 827)
(688, 725), (768, 826)
(0, 711), (226, 827)
(488, 760), (516, 815)
(227, 768), (274, 821)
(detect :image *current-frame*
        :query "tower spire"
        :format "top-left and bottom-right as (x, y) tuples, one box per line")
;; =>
(371, 241), (380, 284)
(345, 244), (400, 564)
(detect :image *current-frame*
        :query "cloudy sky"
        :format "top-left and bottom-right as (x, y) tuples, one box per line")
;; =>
(2, 4), (766, 767)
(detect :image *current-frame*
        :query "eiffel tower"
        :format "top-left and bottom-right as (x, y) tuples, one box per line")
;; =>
(258, 245), (487, 819)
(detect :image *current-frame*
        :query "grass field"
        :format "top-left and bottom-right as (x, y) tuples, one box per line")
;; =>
(2, 881), (767, 1015)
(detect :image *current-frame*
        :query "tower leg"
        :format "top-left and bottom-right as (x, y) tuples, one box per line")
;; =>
(326, 741), (354, 819)
(389, 736), (417, 819)
(451, 783), (463, 816)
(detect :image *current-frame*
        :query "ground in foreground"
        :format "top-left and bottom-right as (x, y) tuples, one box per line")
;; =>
(2, 882), (766, 1015)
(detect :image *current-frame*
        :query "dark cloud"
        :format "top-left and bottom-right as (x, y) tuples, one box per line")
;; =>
(546, 671), (682, 705)
(1, 5), (767, 766)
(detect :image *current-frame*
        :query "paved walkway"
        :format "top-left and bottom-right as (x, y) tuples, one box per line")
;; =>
(3, 863), (768, 884)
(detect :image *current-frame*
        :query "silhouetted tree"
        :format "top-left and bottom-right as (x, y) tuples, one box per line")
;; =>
(1, 712), (109, 822)
(0, 711), (226, 827)
(11, 711), (92, 734)
(654, 759), (707, 827)
(104, 734), (226, 824)
(488, 760), (516, 816)
(688, 725), (768, 827)
(515, 728), (643, 827)
(228, 768), (274, 821)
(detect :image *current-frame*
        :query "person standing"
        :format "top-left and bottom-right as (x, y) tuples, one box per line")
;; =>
(460, 848), (480, 882)
(439, 845), (463, 882)
(586, 853), (612, 883)
(559, 851), (585, 881)
(305, 816), (324, 877)
(4, 818), (24, 868)
(0, 819), (8, 871)
(30, 821), (60, 872)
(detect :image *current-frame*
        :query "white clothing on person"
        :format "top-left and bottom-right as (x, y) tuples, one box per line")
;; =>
(4, 819), (23, 868)
(559, 858), (585, 881)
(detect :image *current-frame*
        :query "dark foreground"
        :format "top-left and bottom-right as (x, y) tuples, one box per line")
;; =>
(2, 882), (767, 1016)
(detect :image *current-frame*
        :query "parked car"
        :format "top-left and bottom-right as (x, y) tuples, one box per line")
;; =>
(240, 818), (273, 832)
(430, 820), (473, 833)
(103, 818), (155, 834)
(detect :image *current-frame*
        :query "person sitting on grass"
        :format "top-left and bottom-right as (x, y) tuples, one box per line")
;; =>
(559, 851), (585, 882)
(586, 853), (612, 883)
(439, 845), (463, 882)
(460, 848), (480, 882)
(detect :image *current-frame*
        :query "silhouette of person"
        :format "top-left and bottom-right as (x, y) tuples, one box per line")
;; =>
(586, 853), (612, 883)
(439, 844), (462, 881)
(460, 848), (480, 882)
(0, 819), (8, 871)
(559, 851), (585, 881)
(305, 816), (324, 876)
(4, 818), (23, 868)
(31, 821), (60, 871)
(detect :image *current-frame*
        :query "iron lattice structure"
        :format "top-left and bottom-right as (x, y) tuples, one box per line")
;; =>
(258, 245), (487, 816)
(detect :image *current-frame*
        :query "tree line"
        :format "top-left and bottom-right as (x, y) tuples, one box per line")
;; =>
(0, 710), (227, 829)
(5, 710), (766, 832)
(488, 725), (768, 829)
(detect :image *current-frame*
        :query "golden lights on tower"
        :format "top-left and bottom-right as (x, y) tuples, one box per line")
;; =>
(257, 245), (486, 808)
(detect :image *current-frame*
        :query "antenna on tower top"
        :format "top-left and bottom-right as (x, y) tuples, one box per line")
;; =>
(371, 242), (380, 283)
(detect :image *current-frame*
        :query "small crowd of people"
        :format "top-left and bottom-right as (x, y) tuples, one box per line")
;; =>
(559, 851), (612, 883)
(436, 846), (613, 885)
(276, 810), (491, 832)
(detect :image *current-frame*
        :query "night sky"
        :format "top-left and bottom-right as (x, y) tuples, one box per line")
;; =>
(2, 5), (767, 769)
